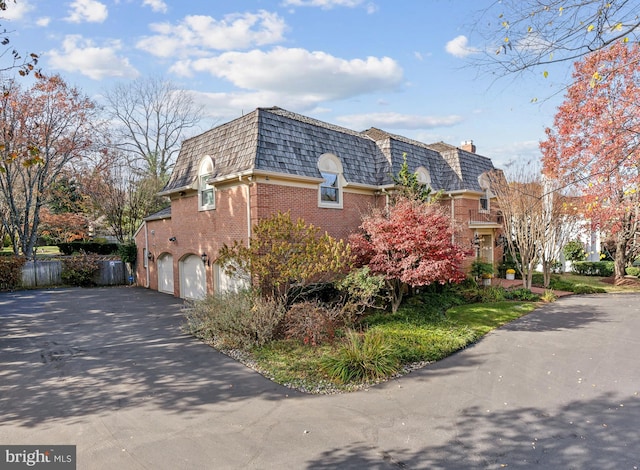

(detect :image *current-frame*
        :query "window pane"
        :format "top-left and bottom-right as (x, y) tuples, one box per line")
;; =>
(321, 172), (339, 203)
(202, 188), (214, 206)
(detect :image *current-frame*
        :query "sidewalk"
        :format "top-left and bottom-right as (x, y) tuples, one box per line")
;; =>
(491, 277), (574, 297)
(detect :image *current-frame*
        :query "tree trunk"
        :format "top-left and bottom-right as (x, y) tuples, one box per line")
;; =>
(389, 279), (404, 313)
(614, 238), (627, 281)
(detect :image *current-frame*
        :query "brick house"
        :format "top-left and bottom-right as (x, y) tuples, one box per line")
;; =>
(134, 107), (503, 299)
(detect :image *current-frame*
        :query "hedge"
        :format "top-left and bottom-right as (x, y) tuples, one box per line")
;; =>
(57, 242), (119, 256)
(0, 256), (26, 290)
(571, 261), (614, 277)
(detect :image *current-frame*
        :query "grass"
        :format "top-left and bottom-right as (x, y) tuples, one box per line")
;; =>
(1, 245), (61, 256)
(557, 273), (638, 293)
(249, 293), (538, 393)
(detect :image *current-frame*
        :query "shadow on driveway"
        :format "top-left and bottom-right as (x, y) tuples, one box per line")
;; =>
(0, 287), (298, 428)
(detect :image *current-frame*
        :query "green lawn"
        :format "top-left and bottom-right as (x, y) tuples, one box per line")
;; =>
(250, 296), (538, 393)
(555, 273), (639, 293)
(1, 245), (61, 256)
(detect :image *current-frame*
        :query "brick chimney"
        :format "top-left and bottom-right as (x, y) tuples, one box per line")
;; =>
(461, 140), (476, 153)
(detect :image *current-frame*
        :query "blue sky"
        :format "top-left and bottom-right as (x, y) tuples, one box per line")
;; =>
(2, 0), (573, 168)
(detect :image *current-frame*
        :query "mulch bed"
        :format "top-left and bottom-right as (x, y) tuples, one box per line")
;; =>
(601, 276), (640, 287)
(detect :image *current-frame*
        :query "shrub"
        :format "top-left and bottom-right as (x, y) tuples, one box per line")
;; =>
(503, 288), (540, 301)
(626, 266), (640, 277)
(470, 260), (494, 279)
(572, 285), (606, 294)
(478, 286), (506, 303)
(563, 240), (586, 262)
(282, 301), (343, 346)
(571, 261), (614, 277)
(182, 290), (285, 350)
(0, 256), (26, 290)
(336, 266), (388, 318)
(118, 242), (137, 266)
(61, 254), (100, 287)
(58, 242), (119, 256)
(321, 329), (400, 383)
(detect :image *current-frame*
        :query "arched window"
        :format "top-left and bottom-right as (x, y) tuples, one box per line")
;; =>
(415, 166), (431, 190)
(317, 153), (343, 208)
(199, 156), (215, 211)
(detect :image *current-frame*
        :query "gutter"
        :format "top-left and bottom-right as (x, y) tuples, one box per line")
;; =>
(144, 221), (150, 288)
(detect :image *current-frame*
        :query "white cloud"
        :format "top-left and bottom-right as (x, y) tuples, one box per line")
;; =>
(136, 11), (286, 58)
(281, 0), (365, 8)
(188, 90), (330, 122)
(48, 35), (139, 80)
(66, 0), (108, 23)
(36, 17), (51, 27)
(487, 140), (541, 169)
(445, 35), (479, 58)
(142, 0), (167, 13)
(0, 0), (34, 20)
(336, 112), (463, 130)
(171, 47), (403, 103)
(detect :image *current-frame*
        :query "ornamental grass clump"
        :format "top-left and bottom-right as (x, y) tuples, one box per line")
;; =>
(321, 329), (400, 383)
(182, 289), (285, 350)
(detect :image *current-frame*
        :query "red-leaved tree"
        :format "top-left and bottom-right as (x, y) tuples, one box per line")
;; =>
(540, 41), (640, 281)
(349, 197), (470, 313)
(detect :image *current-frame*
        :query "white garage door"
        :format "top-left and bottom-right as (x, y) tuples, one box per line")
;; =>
(180, 254), (206, 300)
(157, 253), (174, 294)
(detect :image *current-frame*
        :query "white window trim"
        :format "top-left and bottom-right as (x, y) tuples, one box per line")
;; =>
(317, 153), (344, 209)
(198, 156), (216, 211)
(479, 191), (490, 213)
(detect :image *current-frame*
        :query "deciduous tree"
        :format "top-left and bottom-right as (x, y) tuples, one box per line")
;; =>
(349, 197), (469, 313)
(0, 75), (97, 258)
(472, 0), (640, 77)
(540, 41), (640, 280)
(103, 76), (203, 181)
(1, 0), (39, 76)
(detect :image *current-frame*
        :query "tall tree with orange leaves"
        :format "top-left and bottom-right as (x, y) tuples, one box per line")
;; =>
(540, 41), (640, 280)
(0, 75), (97, 258)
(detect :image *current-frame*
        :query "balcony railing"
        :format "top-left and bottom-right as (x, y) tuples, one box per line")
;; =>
(469, 209), (502, 226)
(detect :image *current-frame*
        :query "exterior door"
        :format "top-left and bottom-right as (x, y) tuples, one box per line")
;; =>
(479, 234), (494, 264)
(180, 254), (206, 300)
(157, 253), (174, 294)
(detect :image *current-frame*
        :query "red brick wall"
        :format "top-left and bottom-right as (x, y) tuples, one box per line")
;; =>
(135, 180), (503, 296)
(135, 184), (250, 297)
(254, 183), (382, 241)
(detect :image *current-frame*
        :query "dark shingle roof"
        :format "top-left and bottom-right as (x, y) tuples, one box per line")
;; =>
(144, 206), (171, 221)
(161, 107), (495, 195)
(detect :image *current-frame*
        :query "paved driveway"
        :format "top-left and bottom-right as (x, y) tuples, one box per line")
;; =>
(1, 287), (639, 469)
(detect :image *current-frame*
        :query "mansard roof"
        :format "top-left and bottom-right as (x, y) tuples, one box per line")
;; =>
(162, 107), (495, 195)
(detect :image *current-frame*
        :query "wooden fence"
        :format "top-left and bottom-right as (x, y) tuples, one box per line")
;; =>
(21, 260), (132, 288)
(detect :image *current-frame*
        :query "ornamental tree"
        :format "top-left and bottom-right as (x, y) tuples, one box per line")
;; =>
(540, 41), (640, 281)
(349, 197), (469, 313)
(217, 212), (353, 302)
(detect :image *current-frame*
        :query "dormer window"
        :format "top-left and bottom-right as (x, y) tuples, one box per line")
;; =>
(317, 153), (343, 208)
(415, 166), (432, 191)
(199, 156), (215, 211)
(480, 191), (490, 212)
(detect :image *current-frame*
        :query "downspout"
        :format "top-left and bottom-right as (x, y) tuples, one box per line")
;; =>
(239, 175), (252, 247)
(246, 183), (252, 247)
(449, 193), (455, 245)
(144, 221), (150, 288)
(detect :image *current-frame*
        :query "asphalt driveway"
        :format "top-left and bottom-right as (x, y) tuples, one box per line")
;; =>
(1, 287), (639, 469)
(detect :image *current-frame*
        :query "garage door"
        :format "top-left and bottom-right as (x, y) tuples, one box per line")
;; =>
(180, 254), (206, 300)
(157, 253), (174, 294)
